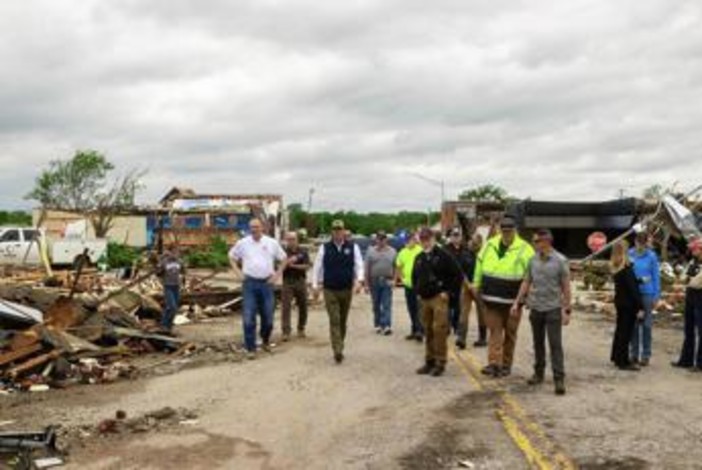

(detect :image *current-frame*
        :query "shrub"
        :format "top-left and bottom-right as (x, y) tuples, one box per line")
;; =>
(106, 242), (140, 269)
(184, 236), (230, 269)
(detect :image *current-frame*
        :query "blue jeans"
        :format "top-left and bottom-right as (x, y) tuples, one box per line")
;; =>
(404, 286), (423, 336)
(243, 277), (275, 352)
(371, 277), (393, 329)
(161, 284), (180, 330)
(631, 294), (655, 360)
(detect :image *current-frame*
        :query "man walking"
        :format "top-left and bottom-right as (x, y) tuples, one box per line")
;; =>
(229, 219), (287, 359)
(672, 239), (702, 371)
(474, 216), (535, 378)
(312, 220), (364, 364)
(158, 246), (185, 333)
(281, 231), (311, 341)
(395, 233), (424, 341)
(444, 228), (472, 338)
(413, 228), (463, 377)
(513, 229), (572, 395)
(366, 230), (397, 335)
(629, 232), (661, 367)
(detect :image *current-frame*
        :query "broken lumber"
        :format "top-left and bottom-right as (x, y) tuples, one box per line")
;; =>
(0, 343), (43, 368)
(7, 350), (62, 379)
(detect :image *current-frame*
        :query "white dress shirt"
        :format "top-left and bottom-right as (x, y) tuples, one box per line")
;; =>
(229, 235), (287, 279)
(312, 241), (365, 289)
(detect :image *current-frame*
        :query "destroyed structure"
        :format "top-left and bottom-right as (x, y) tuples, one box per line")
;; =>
(33, 187), (284, 249)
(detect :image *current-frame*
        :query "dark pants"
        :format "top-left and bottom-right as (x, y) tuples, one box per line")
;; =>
(611, 303), (637, 367)
(281, 279), (308, 335)
(161, 284), (180, 330)
(242, 277), (275, 352)
(370, 277), (393, 329)
(404, 286), (423, 336)
(678, 289), (702, 367)
(530, 309), (565, 380)
(448, 288), (461, 333)
(324, 288), (353, 356)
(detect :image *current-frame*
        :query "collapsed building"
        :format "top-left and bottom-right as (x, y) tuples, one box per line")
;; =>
(33, 187), (285, 249)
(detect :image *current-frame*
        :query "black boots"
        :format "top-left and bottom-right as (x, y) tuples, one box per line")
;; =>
(416, 361), (435, 375)
(417, 361), (445, 377)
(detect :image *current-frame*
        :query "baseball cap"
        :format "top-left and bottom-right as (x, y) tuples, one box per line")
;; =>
(534, 228), (553, 241)
(500, 216), (517, 230)
(331, 220), (345, 230)
(418, 227), (434, 240)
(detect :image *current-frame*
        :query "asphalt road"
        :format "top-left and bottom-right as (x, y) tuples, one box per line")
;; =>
(11, 287), (702, 469)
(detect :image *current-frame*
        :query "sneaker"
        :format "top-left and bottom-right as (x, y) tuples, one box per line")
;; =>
(405, 334), (416, 341)
(417, 361), (436, 375)
(246, 351), (256, 361)
(690, 366), (702, 373)
(375, 327), (383, 334)
(455, 340), (467, 350)
(500, 366), (512, 377)
(617, 364), (641, 372)
(281, 334), (291, 343)
(671, 361), (692, 369)
(262, 343), (273, 353)
(527, 375), (544, 386)
(481, 364), (498, 376)
(383, 328), (393, 336)
(431, 365), (446, 377)
(415, 335), (424, 342)
(334, 353), (344, 364)
(555, 379), (566, 396)
(640, 358), (650, 367)
(297, 330), (307, 339)
(473, 339), (488, 348)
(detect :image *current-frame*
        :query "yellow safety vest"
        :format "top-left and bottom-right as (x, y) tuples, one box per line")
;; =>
(474, 235), (535, 305)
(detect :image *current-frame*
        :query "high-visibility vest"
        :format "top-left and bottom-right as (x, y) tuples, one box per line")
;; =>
(474, 235), (535, 305)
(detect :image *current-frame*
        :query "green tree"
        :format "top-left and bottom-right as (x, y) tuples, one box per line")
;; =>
(458, 184), (512, 203)
(26, 150), (145, 237)
(0, 210), (32, 226)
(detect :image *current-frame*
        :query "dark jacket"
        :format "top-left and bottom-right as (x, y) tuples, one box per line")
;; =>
(445, 243), (476, 283)
(613, 264), (644, 312)
(412, 246), (463, 300)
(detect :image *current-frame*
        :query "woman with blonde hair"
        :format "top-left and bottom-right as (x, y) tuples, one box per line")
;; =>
(610, 240), (644, 371)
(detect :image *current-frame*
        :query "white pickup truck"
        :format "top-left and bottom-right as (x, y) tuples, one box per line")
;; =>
(0, 227), (107, 267)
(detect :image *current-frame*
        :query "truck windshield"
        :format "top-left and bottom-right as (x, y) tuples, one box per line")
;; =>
(23, 230), (39, 241)
(0, 230), (20, 242)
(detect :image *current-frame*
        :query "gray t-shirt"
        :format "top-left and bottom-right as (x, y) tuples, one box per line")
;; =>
(526, 250), (569, 311)
(366, 246), (397, 279)
(159, 255), (184, 287)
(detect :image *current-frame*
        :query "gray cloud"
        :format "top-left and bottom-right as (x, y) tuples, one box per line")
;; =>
(1, 0), (701, 211)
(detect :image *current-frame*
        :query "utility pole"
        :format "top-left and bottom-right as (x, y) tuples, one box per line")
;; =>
(408, 172), (446, 206)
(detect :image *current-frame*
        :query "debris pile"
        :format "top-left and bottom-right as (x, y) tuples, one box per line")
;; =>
(0, 268), (242, 394)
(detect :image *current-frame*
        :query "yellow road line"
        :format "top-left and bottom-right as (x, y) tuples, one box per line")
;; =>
(449, 346), (577, 470)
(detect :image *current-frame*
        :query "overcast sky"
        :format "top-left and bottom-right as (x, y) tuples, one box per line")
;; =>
(1, 1), (701, 212)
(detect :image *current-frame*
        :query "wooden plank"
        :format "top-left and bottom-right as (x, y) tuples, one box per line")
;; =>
(0, 343), (43, 367)
(7, 350), (62, 378)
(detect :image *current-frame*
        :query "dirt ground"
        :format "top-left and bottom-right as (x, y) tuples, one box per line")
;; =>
(2, 289), (701, 469)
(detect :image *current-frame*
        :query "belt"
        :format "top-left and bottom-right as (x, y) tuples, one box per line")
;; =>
(245, 275), (271, 282)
